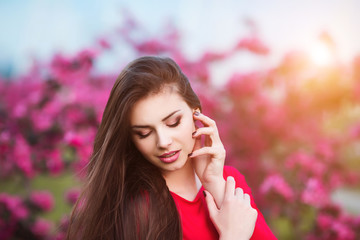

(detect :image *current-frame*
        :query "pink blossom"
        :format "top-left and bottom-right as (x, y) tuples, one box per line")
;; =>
(31, 100), (61, 131)
(235, 37), (269, 55)
(349, 124), (360, 138)
(32, 218), (52, 237)
(262, 106), (286, 134)
(54, 232), (66, 240)
(30, 191), (54, 212)
(285, 151), (326, 177)
(64, 131), (83, 147)
(315, 141), (335, 161)
(50, 49), (97, 84)
(98, 37), (111, 49)
(301, 178), (328, 207)
(201, 51), (229, 62)
(226, 73), (260, 98)
(13, 135), (35, 178)
(260, 174), (294, 201)
(0, 193), (29, 220)
(317, 213), (333, 229)
(332, 221), (355, 240)
(65, 188), (80, 205)
(31, 110), (53, 131)
(74, 144), (93, 176)
(13, 103), (27, 118)
(134, 39), (169, 54)
(46, 149), (64, 175)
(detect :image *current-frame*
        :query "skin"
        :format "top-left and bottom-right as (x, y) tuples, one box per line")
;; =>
(130, 87), (196, 174)
(130, 86), (257, 239)
(205, 177), (258, 240)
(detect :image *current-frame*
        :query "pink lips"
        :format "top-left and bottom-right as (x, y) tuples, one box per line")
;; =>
(158, 150), (181, 163)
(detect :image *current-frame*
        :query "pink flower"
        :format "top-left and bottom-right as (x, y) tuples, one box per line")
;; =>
(0, 193), (29, 220)
(46, 149), (64, 175)
(285, 151), (326, 177)
(332, 221), (355, 240)
(50, 49), (97, 84)
(13, 103), (27, 118)
(315, 141), (335, 161)
(65, 188), (80, 205)
(32, 218), (52, 237)
(54, 232), (66, 240)
(134, 39), (168, 54)
(30, 191), (54, 212)
(260, 174), (294, 201)
(14, 135), (35, 178)
(317, 213), (333, 229)
(226, 73), (260, 98)
(349, 123), (360, 139)
(98, 37), (111, 49)
(64, 131), (83, 147)
(301, 178), (328, 207)
(235, 37), (269, 55)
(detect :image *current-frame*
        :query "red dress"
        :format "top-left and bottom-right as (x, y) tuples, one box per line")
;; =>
(170, 166), (277, 240)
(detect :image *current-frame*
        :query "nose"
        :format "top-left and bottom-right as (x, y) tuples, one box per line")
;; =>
(156, 129), (173, 149)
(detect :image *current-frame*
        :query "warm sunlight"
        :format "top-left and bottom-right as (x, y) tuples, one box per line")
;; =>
(308, 40), (334, 66)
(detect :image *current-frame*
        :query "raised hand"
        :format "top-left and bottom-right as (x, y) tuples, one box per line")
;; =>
(189, 111), (226, 206)
(204, 176), (258, 240)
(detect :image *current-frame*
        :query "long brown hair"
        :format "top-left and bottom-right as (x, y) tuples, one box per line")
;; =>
(66, 56), (202, 239)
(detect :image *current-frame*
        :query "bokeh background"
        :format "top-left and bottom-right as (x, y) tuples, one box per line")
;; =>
(1, 0), (360, 239)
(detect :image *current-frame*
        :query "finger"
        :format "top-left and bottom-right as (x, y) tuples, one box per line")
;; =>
(193, 127), (222, 147)
(194, 112), (217, 128)
(189, 146), (225, 159)
(244, 193), (251, 205)
(193, 127), (215, 137)
(224, 176), (236, 200)
(192, 133), (202, 151)
(203, 190), (219, 219)
(235, 187), (244, 198)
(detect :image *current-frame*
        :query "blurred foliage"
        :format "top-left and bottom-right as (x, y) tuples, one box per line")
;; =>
(1, 14), (360, 240)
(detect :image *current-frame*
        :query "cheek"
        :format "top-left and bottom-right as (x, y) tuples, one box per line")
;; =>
(179, 117), (196, 143)
(132, 137), (153, 156)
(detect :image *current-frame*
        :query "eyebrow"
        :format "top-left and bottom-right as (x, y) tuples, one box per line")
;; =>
(131, 110), (181, 129)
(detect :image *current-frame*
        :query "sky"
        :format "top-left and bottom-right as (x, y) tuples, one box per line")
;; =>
(1, 0), (359, 79)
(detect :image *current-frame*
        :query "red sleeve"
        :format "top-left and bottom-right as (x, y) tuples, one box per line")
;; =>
(223, 166), (278, 240)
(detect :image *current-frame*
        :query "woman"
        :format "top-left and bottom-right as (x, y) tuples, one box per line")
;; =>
(66, 56), (277, 239)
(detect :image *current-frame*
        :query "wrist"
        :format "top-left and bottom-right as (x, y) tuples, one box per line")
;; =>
(202, 175), (225, 187)
(202, 177), (226, 208)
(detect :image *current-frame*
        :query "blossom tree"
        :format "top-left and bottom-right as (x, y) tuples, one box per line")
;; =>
(1, 15), (359, 240)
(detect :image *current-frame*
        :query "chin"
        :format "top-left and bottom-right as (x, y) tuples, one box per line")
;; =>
(161, 156), (189, 173)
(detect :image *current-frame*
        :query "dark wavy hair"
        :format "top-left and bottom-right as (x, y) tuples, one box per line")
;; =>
(66, 56), (202, 239)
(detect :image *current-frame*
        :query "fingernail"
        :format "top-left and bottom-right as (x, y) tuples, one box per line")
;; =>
(194, 111), (200, 116)
(203, 190), (206, 197)
(188, 153), (192, 157)
(227, 176), (235, 182)
(192, 131), (197, 136)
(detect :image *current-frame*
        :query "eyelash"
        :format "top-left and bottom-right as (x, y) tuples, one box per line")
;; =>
(137, 132), (151, 139)
(136, 117), (181, 139)
(168, 117), (181, 127)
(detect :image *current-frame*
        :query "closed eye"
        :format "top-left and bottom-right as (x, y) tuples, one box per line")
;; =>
(134, 131), (151, 139)
(168, 117), (181, 127)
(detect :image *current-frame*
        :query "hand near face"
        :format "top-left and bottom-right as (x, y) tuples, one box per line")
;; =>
(190, 111), (225, 182)
(189, 111), (226, 206)
(204, 176), (258, 240)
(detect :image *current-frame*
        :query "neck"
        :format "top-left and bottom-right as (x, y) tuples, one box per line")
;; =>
(162, 159), (199, 201)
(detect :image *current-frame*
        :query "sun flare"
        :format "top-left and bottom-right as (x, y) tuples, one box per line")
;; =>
(309, 41), (334, 66)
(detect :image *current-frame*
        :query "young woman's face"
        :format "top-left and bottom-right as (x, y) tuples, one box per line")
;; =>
(130, 87), (197, 174)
